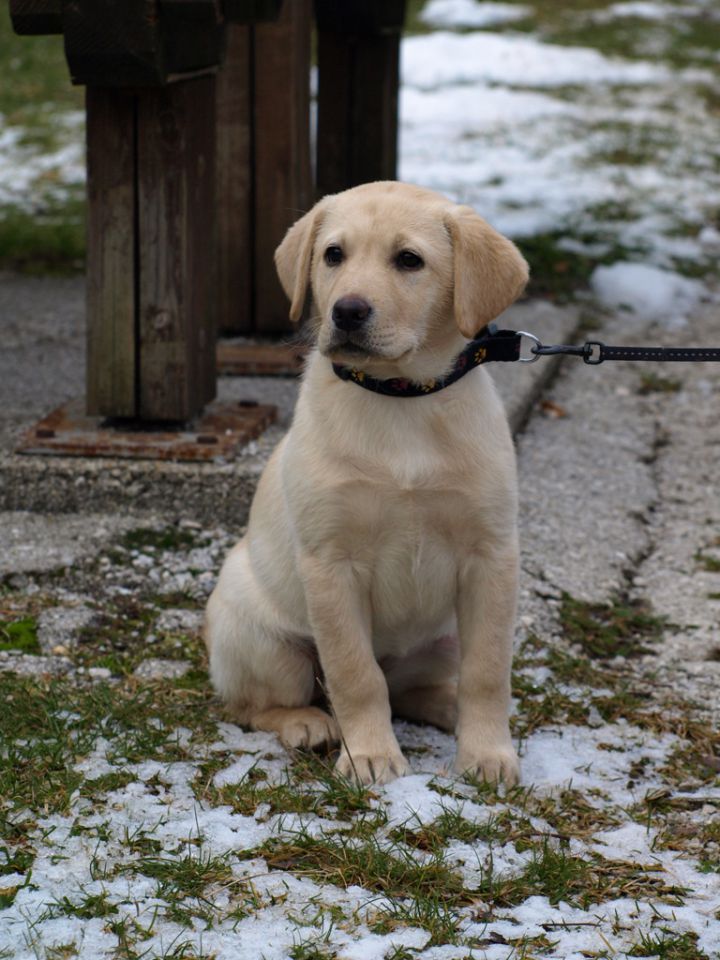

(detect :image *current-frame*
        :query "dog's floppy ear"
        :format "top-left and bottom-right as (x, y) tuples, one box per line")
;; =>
(445, 205), (529, 338)
(274, 199), (329, 323)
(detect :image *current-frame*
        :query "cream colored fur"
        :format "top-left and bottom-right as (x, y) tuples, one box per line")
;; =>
(205, 181), (529, 785)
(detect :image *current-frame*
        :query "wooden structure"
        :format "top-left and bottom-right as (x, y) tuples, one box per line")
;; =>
(11, 0), (406, 429)
(315, 1), (405, 197)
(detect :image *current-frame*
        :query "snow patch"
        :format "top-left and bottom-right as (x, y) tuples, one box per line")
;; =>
(521, 723), (679, 802)
(420, 0), (532, 29)
(402, 32), (669, 90)
(599, 1), (700, 21)
(591, 262), (707, 324)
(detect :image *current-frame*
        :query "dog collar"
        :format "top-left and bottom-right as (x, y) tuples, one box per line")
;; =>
(331, 325), (522, 397)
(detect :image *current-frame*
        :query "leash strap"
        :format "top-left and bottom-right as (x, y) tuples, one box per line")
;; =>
(524, 333), (720, 365)
(589, 343), (720, 364)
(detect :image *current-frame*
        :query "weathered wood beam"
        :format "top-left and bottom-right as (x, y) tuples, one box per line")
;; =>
(137, 77), (217, 420)
(85, 88), (137, 418)
(315, 0), (406, 196)
(215, 24), (253, 334)
(252, 0), (312, 334)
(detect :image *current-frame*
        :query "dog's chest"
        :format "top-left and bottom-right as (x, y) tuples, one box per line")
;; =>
(327, 414), (495, 570)
(336, 481), (472, 644)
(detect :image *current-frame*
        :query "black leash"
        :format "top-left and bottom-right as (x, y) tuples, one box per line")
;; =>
(522, 331), (720, 365)
(332, 323), (720, 398)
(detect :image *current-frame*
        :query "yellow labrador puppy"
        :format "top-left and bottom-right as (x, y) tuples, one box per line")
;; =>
(205, 181), (528, 785)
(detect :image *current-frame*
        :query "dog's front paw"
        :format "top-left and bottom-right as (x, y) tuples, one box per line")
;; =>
(336, 749), (411, 786)
(454, 745), (520, 786)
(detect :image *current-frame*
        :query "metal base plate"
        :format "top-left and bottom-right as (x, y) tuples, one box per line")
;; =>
(16, 398), (277, 463)
(216, 342), (307, 376)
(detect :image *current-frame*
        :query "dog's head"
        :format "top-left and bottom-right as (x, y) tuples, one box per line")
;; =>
(275, 182), (528, 367)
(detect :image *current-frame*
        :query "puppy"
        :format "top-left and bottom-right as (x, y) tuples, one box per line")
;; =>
(205, 181), (528, 785)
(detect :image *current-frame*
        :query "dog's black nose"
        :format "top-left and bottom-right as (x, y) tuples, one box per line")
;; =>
(332, 296), (372, 331)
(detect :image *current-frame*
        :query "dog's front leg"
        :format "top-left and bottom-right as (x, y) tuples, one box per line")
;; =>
(299, 553), (410, 785)
(454, 543), (520, 785)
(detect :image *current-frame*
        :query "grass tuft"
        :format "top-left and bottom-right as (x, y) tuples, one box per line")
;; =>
(637, 373), (682, 395)
(260, 827), (467, 904)
(559, 592), (666, 659)
(483, 839), (686, 909)
(129, 848), (235, 900)
(0, 616), (39, 653)
(372, 893), (463, 946)
(628, 929), (707, 959)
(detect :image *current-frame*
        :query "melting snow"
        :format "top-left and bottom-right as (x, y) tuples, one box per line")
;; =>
(420, 0), (532, 29)
(591, 262), (707, 324)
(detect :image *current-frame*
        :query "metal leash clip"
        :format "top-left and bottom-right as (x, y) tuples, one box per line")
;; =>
(517, 331), (605, 364)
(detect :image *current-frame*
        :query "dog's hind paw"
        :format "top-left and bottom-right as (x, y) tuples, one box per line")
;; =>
(251, 706), (340, 750)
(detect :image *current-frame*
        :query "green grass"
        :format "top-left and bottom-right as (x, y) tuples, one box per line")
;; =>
(289, 939), (338, 960)
(43, 890), (119, 921)
(483, 840), (686, 909)
(121, 526), (200, 553)
(0, 672), (219, 814)
(515, 231), (645, 302)
(493, 0), (720, 71)
(628, 929), (707, 959)
(0, 194), (85, 274)
(0, 616), (39, 653)
(371, 894), (464, 946)
(128, 848), (235, 900)
(638, 372), (683, 395)
(196, 749), (377, 824)
(559, 592), (666, 659)
(1, 14), (86, 272)
(696, 551), (720, 573)
(44, 946), (78, 960)
(196, 761), (320, 818)
(260, 827), (467, 903)
(0, 843), (34, 908)
(74, 591), (205, 675)
(391, 806), (509, 853)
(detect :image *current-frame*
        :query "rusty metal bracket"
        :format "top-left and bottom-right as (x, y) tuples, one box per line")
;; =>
(16, 398), (276, 463)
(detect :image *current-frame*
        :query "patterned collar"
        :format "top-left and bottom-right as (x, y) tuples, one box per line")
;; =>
(331, 326), (522, 397)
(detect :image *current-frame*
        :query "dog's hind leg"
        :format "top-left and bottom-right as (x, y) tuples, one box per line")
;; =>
(204, 543), (339, 750)
(385, 635), (459, 732)
(390, 683), (458, 732)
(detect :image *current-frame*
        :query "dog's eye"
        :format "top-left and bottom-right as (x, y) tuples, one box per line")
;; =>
(324, 246), (344, 266)
(396, 250), (424, 271)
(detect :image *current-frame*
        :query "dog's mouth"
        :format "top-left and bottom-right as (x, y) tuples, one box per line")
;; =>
(321, 333), (384, 362)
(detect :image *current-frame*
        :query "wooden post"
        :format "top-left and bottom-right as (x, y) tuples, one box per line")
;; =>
(215, 24), (253, 335)
(9, 0), (62, 34)
(213, 2), (312, 336)
(85, 88), (138, 419)
(15, 0), (224, 423)
(315, 0), (406, 197)
(15, 0), (408, 403)
(137, 77), (217, 421)
(252, 0), (312, 334)
(86, 78), (217, 422)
